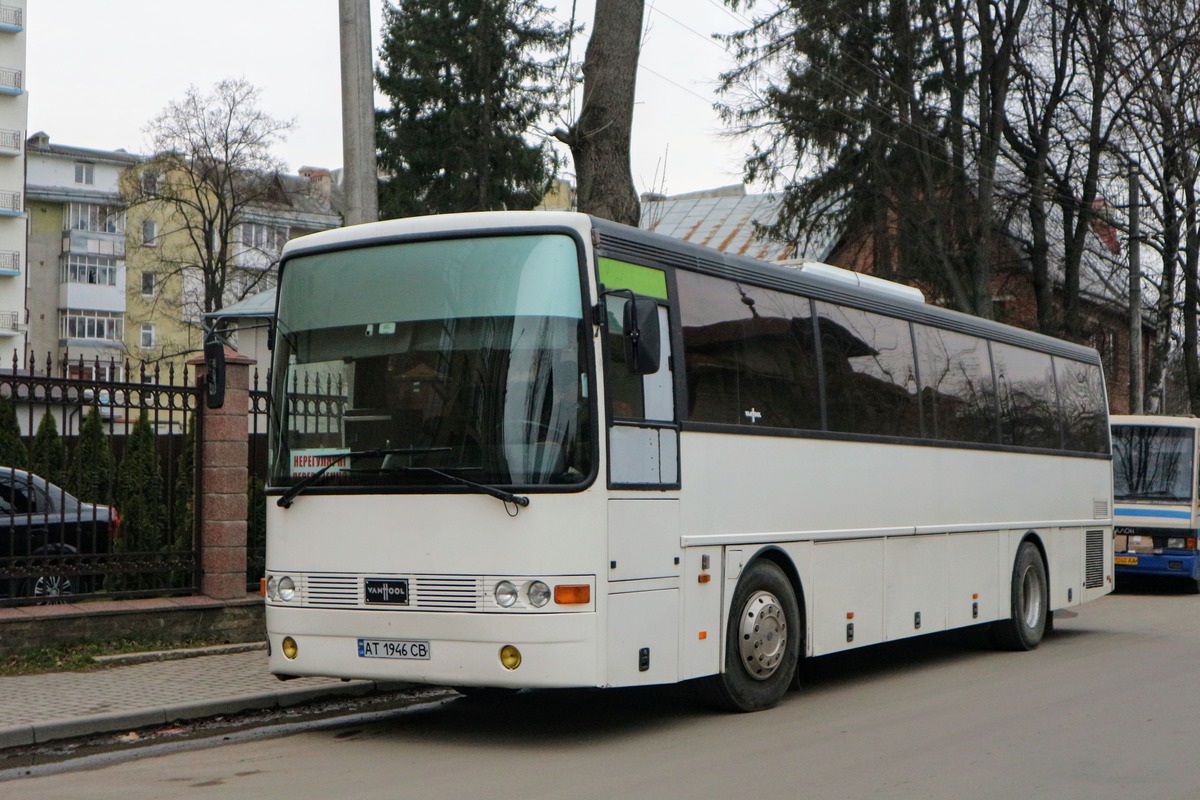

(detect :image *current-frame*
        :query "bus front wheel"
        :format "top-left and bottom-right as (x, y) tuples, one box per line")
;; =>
(993, 540), (1049, 651)
(701, 559), (800, 712)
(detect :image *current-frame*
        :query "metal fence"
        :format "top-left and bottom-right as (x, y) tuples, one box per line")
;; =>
(0, 353), (201, 607)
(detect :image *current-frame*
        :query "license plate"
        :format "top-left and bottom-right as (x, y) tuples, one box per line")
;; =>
(1114, 555), (1138, 565)
(364, 578), (409, 605)
(357, 638), (430, 660)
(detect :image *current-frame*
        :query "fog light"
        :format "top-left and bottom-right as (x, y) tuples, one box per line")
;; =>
(500, 644), (522, 670)
(278, 576), (295, 602)
(494, 580), (518, 607)
(527, 580), (551, 607)
(282, 636), (298, 659)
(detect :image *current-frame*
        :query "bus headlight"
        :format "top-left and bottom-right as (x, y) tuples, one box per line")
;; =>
(494, 580), (518, 607)
(527, 580), (551, 607)
(278, 576), (296, 602)
(266, 576), (279, 600)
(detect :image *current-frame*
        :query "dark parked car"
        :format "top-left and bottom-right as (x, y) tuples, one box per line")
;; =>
(0, 468), (118, 602)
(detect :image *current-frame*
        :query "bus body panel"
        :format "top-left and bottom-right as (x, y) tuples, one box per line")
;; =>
(675, 432), (1112, 657)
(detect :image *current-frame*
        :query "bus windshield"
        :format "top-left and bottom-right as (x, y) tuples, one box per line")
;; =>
(1112, 425), (1196, 504)
(268, 233), (593, 492)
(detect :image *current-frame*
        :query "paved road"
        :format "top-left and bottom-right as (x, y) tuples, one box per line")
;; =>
(9, 585), (1200, 799)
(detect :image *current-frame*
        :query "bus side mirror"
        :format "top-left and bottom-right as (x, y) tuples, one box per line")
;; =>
(204, 337), (226, 409)
(623, 295), (661, 375)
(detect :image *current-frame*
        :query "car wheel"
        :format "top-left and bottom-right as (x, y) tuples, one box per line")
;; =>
(26, 573), (75, 604)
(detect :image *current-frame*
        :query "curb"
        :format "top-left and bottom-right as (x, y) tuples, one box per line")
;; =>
(91, 642), (267, 667)
(0, 678), (401, 750)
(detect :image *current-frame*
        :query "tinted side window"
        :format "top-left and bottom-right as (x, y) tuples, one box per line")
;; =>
(1056, 357), (1109, 454)
(677, 271), (821, 430)
(914, 325), (996, 444)
(992, 342), (1061, 449)
(814, 302), (920, 437)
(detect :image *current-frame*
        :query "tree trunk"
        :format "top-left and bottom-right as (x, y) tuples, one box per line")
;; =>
(565, 0), (643, 226)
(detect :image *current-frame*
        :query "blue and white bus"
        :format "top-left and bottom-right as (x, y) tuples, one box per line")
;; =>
(1111, 415), (1200, 592)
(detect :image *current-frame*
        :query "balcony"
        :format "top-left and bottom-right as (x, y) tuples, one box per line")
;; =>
(0, 310), (21, 337)
(0, 250), (18, 275)
(0, 190), (19, 216)
(0, 67), (21, 95)
(0, 128), (19, 156)
(0, 6), (22, 32)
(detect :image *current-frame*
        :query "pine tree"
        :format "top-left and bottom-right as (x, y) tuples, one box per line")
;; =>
(66, 407), (113, 505)
(170, 417), (196, 589)
(111, 413), (165, 590)
(29, 413), (67, 486)
(375, 0), (573, 217)
(0, 396), (26, 470)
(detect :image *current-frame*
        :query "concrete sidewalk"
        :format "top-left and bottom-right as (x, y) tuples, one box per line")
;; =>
(0, 646), (402, 750)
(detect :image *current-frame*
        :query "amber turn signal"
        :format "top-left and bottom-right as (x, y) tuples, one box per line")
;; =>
(554, 584), (591, 605)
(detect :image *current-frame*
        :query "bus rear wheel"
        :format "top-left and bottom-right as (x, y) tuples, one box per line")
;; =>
(701, 559), (800, 712)
(993, 540), (1048, 651)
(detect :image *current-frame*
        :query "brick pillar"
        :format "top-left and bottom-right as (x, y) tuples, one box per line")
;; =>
(192, 346), (256, 599)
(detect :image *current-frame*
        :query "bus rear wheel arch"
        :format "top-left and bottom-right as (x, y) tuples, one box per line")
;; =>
(993, 538), (1049, 651)
(701, 557), (802, 712)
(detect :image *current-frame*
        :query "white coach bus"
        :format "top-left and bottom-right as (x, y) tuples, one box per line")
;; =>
(253, 211), (1113, 711)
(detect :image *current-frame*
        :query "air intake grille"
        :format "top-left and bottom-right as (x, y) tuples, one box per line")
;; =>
(304, 574), (358, 606)
(296, 573), (483, 610)
(1094, 499), (1110, 520)
(1085, 529), (1105, 588)
(411, 576), (482, 609)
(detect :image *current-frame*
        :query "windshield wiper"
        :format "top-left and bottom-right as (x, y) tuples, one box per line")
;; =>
(387, 465), (530, 508)
(276, 447), (450, 508)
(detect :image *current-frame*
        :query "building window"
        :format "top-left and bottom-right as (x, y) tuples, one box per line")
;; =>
(142, 219), (157, 247)
(140, 323), (155, 349)
(240, 222), (288, 252)
(141, 171), (159, 195)
(141, 271), (156, 297)
(60, 310), (124, 342)
(61, 255), (119, 286)
(74, 163), (95, 185)
(66, 203), (125, 234)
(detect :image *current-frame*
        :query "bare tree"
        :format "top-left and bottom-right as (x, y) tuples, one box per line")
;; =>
(123, 79), (294, 358)
(555, 0), (643, 225)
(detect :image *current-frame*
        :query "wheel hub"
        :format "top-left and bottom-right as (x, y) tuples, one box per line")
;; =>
(738, 589), (787, 680)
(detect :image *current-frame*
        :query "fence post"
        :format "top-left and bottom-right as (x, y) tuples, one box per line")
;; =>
(193, 346), (257, 599)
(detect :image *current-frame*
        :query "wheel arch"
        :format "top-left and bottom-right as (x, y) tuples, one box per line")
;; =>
(1019, 529), (1050, 596)
(745, 545), (806, 646)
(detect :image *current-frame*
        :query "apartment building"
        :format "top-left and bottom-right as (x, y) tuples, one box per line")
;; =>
(24, 134), (140, 377)
(25, 134), (341, 377)
(0, 1), (27, 355)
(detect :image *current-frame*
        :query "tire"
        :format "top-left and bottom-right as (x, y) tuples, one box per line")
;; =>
(993, 540), (1049, 651)
(700, 558), (801, 712)
(23, 573), (75, 604)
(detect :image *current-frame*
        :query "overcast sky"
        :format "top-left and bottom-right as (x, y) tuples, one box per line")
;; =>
(24, 1), (755, 198)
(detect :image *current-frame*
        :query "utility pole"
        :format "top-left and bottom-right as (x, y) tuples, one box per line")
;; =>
(339, 0), (379, 226)
(1128, 160), (1144, 414)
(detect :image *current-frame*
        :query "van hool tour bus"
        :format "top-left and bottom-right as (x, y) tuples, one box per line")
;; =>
(253, 211), (1113, 711)
(1111, 415), (1200, 592)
